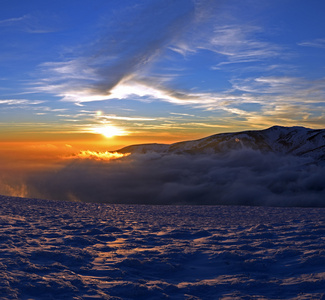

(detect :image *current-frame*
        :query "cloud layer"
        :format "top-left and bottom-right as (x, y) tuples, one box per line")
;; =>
(37, 0), (210, 103)
(3, 1), (325, 140)
(17, 150), (325, 207)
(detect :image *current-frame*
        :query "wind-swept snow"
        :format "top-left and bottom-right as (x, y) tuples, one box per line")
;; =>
(1, 195), (325, 299)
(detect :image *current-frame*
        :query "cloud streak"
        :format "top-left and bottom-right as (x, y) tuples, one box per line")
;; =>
(38, 10), (280, 105)
(0, 14), (59, 34)
(208, 25), (283, 67)
(0, 15), (29, 26)
(0, 99), (44, 105)
(36, 0), (211, 103)
(298, 39), (325, 49)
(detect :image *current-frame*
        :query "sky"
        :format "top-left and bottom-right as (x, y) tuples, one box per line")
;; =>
(1, 0), (325, 200)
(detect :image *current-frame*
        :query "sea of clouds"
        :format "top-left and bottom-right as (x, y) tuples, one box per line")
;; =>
(15, 149), (324, 207)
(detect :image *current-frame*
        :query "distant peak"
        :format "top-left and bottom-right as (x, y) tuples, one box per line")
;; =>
(266, 125), (308, 131)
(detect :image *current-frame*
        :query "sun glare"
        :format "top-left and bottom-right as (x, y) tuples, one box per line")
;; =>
(92, 125), (127, 138)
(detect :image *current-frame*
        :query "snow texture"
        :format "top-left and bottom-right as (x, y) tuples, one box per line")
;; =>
(1, 195), (325, 299)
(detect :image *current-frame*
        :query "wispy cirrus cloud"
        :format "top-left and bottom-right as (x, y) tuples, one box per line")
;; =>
(298, 38), (325, 49)
(0, 15), (29, 26)
(231, 76), (325, 100)
(35, 22), (284, 108)
(34, 69), (325, 131)
(34, 0), (219, 104)
(0, 13), (60, 34)
(0, 99), (44, 105)
(208, 25), (283, 68)
(98, 115), (156, 122)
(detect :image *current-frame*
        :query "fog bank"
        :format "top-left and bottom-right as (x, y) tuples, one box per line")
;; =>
(9, 149), (323, 207)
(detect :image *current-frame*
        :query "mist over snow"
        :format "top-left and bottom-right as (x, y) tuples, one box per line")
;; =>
(25, 149), (325, 207)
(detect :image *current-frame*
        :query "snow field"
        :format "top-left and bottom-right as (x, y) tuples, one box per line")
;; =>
(0, 196), (325, 299)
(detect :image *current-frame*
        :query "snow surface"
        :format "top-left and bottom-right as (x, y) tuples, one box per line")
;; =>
(1, 195), (325, 299)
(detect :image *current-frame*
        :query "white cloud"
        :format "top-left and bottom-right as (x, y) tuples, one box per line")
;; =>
(0, 14), (59, 34)
(170, 112), (196, 117)
(40, 60), (98, 81)
(99, 115), (156, 121)
(0, 15), (29, 26)
(0, 99), (44, 105)
(231, 76), (325, 100)
(298, 39), (325, 49)
(206, 25), (282, 66)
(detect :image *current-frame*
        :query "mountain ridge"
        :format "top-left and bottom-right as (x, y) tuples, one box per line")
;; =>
(117, 125), (325, 161)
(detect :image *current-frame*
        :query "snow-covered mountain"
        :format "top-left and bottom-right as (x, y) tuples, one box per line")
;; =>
(118, 126), (325, 161)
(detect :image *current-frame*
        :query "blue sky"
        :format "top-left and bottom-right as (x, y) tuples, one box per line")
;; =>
(1, 0), (325, 146)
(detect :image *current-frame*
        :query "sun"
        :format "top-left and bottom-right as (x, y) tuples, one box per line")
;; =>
(92, 125), (127, 138)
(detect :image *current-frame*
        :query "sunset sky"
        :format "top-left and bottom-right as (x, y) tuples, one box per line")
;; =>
(1, 0), (325, 167)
